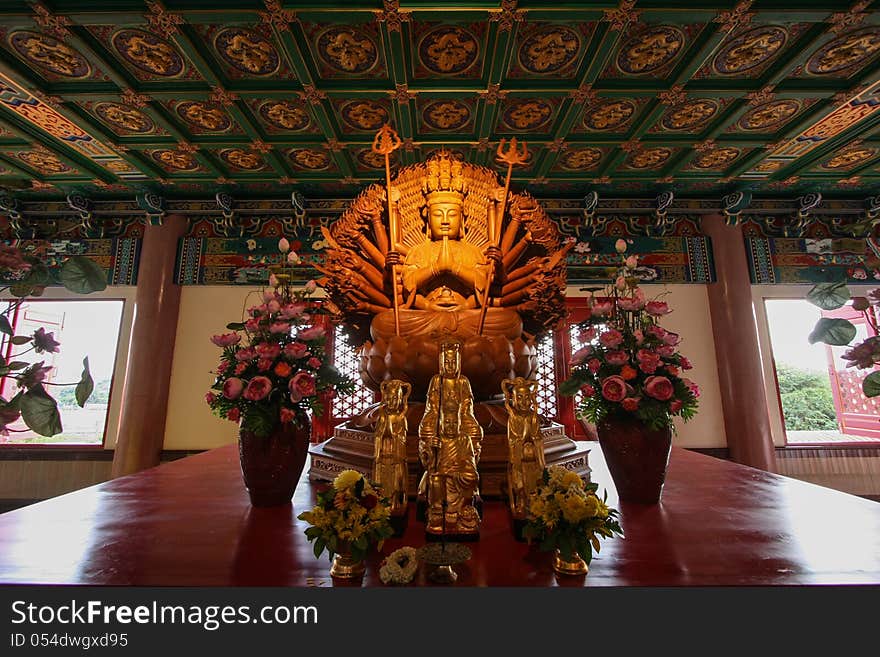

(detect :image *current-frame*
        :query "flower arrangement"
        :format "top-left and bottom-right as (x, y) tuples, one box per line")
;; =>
(298, 469), (394, 562)
(0, 243), (105, 437)
(806, 281), (880, 397)
(523, 466), (623, 565)
(379, 546), (419, 585)
(205, 238), (355, 436)
(559, 239), (700, 431)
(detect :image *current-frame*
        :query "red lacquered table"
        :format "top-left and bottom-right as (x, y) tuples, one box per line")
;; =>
(0, 444), (879, 586)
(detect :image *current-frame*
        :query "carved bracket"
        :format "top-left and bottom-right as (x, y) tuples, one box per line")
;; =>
(137, 192), (166, 226)
(721, 190), (751, 225)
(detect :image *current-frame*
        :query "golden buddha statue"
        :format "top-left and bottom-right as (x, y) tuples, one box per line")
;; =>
(502, 377), (545, 520)
(372, 379), (411, 517)
(316, 143), (572, 402)
(418, 340), (482, 538)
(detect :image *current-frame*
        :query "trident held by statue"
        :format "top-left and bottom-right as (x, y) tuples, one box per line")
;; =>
(478, 137), (529, 335)
(372, 124), (403, 336)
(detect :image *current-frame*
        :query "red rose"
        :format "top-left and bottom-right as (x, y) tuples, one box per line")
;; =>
(670, 399), (683, 413)
(227, 407), (241, 423)
(222, 377), (244, 400)
(274, 361), (292, 378)
(620, 365), (637, 381)
(646, 301), (671, 316)
(284, 342), (309, 359)
(588, 358), (602, 374)
(605, 350), (629, 366)
(361, 494), (378, 510)
(580, 384), (596, 397)
(644, 376), (674, 401)
(289, 372), (316, 402)
(243, 376), (273, 401)
(621, 397), (639, 412)
(601, 376), (628, 403)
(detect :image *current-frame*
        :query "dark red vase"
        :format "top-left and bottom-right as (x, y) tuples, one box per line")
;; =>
(596, 414), (672, 504)
(239, 417), (311, 507)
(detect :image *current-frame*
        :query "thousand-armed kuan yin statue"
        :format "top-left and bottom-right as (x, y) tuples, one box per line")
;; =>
(317, 128), (572, 402)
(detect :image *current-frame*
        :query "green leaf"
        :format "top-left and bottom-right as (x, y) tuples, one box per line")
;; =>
(75, 357), (94, 408)
(313, 537), (325, 560)
(808, 318), (857, 346)
(0, 314), (13, 336)
(19, 384), (63, 437)
(226, 322), (246, 330)
(241, 404), (275, 438)
(806, 281), (851, 311)
(59, 256), (107, 294)
(863, 371), (880, 398)
(6, 361), (28, 371)
(558, 376), (584, 397)
(8, 283), (34, 298)
(10, 335), (31, 345)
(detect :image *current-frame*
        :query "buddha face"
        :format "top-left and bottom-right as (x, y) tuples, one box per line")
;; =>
(512, 384), (533, 413)
(439, 343), (461, 377)
(427, 196), (462, 239)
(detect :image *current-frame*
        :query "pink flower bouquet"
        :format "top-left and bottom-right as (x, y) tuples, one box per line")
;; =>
(206, 239), (355, 435)
(559, 240), (700, 431)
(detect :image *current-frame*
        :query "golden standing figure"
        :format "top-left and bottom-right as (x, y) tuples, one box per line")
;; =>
(372, 379), (411, 516)
(418, 340), (482, 537)
(502, 377), (545, 519)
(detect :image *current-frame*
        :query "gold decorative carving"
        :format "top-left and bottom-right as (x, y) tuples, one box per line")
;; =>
(568, 84), (598, 105)
(289, 148), (331, 170)
(145, 1), (184, 38)
(660, 99), (718, 130)
(518, 25), (580, 74)
(373, 379), (411, 516)
(806, 27), (880, 75)
(627, 147), (672, 169)
(713, 0), (754, 33)
(260, 100), (310, 131)
(112, 29), (184, 77)
(828, 1), (871, 35)
(558, 148), (601, 171)
(31, 3), (72, 40)
(9, 31), (90, 78)
(214, 28), (279, 76)
(390, 84), (417, 104)
(94, 102), (154, 133)
(176, 101), (231, 131)
(501, 100), (553, 132)
(316, 26), (378, 73)
(691, 147), (740, 169)
(220, 148), (265, 171)
(478, 83), (507, 105)
(503, 377), (544, 519)
(419, 26), (478, 75)
(616, 25), (685, 75)
(603, 0), (640, 31)
(738, 99), (799, 130)
(423, 100), (471, 130)
(340, 100), (388, 131)
(150, 148), (198, 171)
(373, 0), (411, 33)
(298, 84), (327, 106)
(821, 147), (876, 169)
(658, 84), (686, 106)
(746, 84), (776, 106)
(16, 149), (71, 174)
(119, 88), (151, 108)
(713, 25), (786, 75)
(583, 100), (636, 131)
(489, 0), (526, 33)
(260, 0), (297, 32)
(209, 87), (239, 106)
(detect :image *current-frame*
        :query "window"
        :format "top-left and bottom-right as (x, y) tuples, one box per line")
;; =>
(329, 325), (376, 422)
(0, 299), (124, 446)
(763, 298), (879, 445)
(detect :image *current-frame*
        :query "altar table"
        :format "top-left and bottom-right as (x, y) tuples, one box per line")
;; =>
(0, 444), (879, 586)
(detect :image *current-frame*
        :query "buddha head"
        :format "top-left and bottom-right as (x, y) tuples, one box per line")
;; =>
(504, 377), (537, 414)
(426, 190), (464, 240)
(439, 339), (462, 378)
(380, 379), (411, 414)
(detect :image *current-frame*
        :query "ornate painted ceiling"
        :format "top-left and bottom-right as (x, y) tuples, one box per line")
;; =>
(0, 0), (878, 203)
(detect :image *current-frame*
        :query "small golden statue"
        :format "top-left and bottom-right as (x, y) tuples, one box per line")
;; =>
(372, 379), (411, 518)
(418, 339), (483, 538)
(503, 377), (545, 521)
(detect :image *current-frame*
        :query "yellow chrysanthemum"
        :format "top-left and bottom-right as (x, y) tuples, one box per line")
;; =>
(583, 495), (599, 518)
(595, 497), (610, 519)
(562, 470), (583, 490)
(333, 470), (363, 492)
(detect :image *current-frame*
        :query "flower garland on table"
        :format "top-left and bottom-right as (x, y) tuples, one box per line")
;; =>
(379, 547), (419, 585)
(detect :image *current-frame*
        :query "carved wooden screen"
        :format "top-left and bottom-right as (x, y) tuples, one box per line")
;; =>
(534, 332), (560, 419)
(329, 325), (376, 424)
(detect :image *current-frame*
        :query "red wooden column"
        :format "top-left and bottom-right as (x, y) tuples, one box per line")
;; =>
(111, 214), (188, 477)
(702, 214), (778, 473)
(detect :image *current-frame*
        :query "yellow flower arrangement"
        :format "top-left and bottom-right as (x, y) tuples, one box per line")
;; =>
(523, 466), (623, 565)
(298, 469), (394, 562)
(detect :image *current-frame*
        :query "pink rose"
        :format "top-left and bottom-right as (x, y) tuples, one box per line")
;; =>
(599, 329), (624, 349)
(284, 342), (310, 359)
(621, 397), (639, 412)
(234, 363), (248, 375)
(633, 329), (644, 345)
(591, 301), (613, 317)
(571, 345), (593, 366)
(588, 358), (602, 374)
(666, 365), (680, 377)
(216, 360), (230, 374)
(670, 400), (683, 413)
(255, 343), (281, 359)
(280, 407), (296, 424)
(647, 325), (667, 340)
(267, 300), (281, 314)
(682, 378), (701, 398)
(263, 290), (277, 303)
(657, 345), (676, 357)
(205, 392), (216, 404)
(625, 255), (638, 269)
(243, 376), (273, 401)
(307, 356), (322, 369)
(297, 325), (326, 341)
(644, 376), (674, 401)
(245, 318), (261, 332)
(580, 384), (595, 397)
(601, 376), (628, 403)
(605, 350), (629, 366)
(637, 349), (661, 374)
(662, 332), (681, 346)
(618, 296), (645, 312)
(679, 357), (693, 370)
(234, 347), (256, 362)
(269, 321), (291, 334)
(280, 303), (307, 319)
(257, 358), (274, 371)
(289, 372), (316, 402)
(578, 327), (596, 343)
(210, 332), (241, 347)
(222, 377), (244, 400)
(227, 407), (241, 423)
(646, 301), (671, 316)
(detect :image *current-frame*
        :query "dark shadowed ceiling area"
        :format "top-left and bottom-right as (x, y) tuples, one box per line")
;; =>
(0, 0), (878, 202)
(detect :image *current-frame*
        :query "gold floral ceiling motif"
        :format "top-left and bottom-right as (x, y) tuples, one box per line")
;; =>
(316, 26), (378, 74)
(175, 101), (232, 132)
(713, 25), (787, 75)
(754, 159), (783, 172)
(737, 99), (800, 130)
(258, 100), (311, 131)
(214, 27), (280, 76)
(660, 99), (719, 130)
(616, 25), (685, 75)
(626, 147), (672, 169)
(339, 99), (389, 131)
(219, 148), (266, 170)
(149, 148), (199, 171)
(517, 24), (581, 74)
(558, 147), (602, 170)
(582, 99), (636, 131)
(8, 31), (91, 78)
(501, 99), (554, 131)
(690, 146), (741, 169)
(355, 148), (394, 169)
(93, 101), (155, 134)
(422, 99), (471, 130)
(112, 28), (184, 77)
(15, 149), (72, 174)
(820, 146), (877, 169)
(418, 25), (479, 75)
(806, 27), (880, 75)
(289, 148), (331, 170)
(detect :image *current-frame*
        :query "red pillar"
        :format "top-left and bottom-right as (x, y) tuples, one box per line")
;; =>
(111, 214), (188, 477)
(702, 214), (778, 472)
